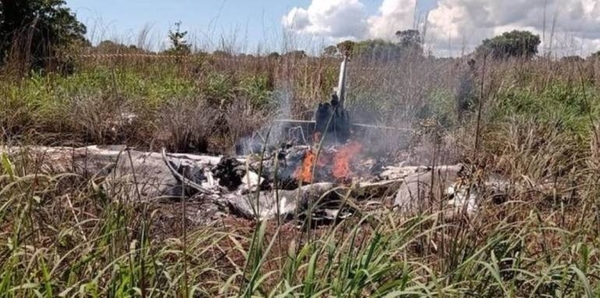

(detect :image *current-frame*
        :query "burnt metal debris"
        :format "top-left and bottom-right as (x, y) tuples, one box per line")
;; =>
(271, 54), (412, 148)
(315, 93), (351, 144)
(212, 157), (246, 191)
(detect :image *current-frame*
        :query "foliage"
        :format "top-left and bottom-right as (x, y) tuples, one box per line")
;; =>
(491, 82), (597, 136)
(323, 45), (338, 57)
(0, 66), (198, 146)
(91, 40), (145, 54)
(339, 39), (402, 61)
(561, 55), (585, 62)
(267, 52), (280, 59)
(0, 0), (87, 73)
(417, 88), (458, 128)
(163, 21), (190, 55)
(327, 31), (424, 61)
(283, 50), (307, 59)
(336, 40), (355, 55)
(476, 30), (541, 59)
(238, 74), (274, 109)
(212, 50), (231, 57)
(395, 29), (423, 56)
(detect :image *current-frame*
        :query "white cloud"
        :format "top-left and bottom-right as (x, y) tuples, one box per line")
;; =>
(426, 0), (600, 56)
(282, 0), (600, 57)
(281, 0), (369, 40)
(367, 0), (418, 39)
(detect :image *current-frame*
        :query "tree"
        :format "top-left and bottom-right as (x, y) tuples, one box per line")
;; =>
(163, 21), (190, 55)
(330, 32), (423, 62)
(351, 39), (404, 61)
(395, 29), (423, 56)
(336, 40), (355, 56)
(212, 50), (231, 57)
(266, 52), (280, 59)
(323, 45), (338, 57)
(94, 40), (143, 54)
(561, 55), (584, 63)
(0, 0), (87, 73)
(476, 30), (541, 59)
(282, 50), (306, 59)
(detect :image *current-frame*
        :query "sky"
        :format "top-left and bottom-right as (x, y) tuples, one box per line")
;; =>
(66, 0), (600, 57)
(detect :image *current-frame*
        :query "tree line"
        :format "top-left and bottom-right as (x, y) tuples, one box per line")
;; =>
(322, 30), (546, 61)
(1, 0), (599, 75)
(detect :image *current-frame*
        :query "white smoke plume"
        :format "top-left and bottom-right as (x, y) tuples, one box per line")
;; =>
(282, 0), (600, 57)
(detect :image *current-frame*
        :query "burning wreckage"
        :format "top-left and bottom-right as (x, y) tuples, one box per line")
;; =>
(1, 56), (516, 225)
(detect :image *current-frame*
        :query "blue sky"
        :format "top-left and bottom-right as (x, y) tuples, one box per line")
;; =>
(64, 0), (600, 57)
(65, 0), (439, 52)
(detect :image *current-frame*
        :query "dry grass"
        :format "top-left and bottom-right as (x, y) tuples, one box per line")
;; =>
(2, 50), (600, 296)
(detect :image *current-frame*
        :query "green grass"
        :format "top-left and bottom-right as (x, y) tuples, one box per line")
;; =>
(2, 55), (600, 297)
(0, 63), (276, 152)
(1, 159), (599, 297)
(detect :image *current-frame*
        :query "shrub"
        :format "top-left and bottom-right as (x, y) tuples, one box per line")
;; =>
(0, 0), (87, 74)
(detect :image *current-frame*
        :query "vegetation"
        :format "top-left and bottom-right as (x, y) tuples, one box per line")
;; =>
(476, 30), (541, 60)
(395, 29), (423, 56)
(0, 0), (86, 73)
(2, 6), (600, 296)
(2, 47), (600, 296)
(163, 21), (191, 55)
(324, 29), (424, 61)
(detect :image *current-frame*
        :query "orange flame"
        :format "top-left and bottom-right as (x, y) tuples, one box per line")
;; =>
(294, 149), (325, 183)
(332, 141), (362, 180)
(294, 134), (363, 184)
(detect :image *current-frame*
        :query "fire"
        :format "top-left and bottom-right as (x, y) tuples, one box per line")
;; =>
(294, 139), (363, 184)
(294, 149), (325, 183)
(332, 140), (362, 180)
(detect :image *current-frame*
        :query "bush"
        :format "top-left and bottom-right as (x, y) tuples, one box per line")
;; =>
(0, 0), (87, 74)
(476, 30), (541, 60)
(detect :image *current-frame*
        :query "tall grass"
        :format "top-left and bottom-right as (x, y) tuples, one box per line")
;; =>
(2, 151), (600, 296)
(2, 44), (600, 296)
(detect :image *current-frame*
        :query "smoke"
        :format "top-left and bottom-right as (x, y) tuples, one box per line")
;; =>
(267, 82), (293, 145)
(283, 0), (600, 57)
(236, 82), (295, 155)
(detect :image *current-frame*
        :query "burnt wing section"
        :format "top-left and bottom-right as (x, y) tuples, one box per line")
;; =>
(315, 93), (351, 144)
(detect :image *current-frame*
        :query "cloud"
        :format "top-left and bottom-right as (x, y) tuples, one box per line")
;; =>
(367, 0), (418, 39)
(426, 0), (600, 56)
(282, 0), (600, 56)
(281, 0), (369, 40)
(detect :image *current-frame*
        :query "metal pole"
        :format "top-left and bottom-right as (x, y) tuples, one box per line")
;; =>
(336, 54), (348, 108)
